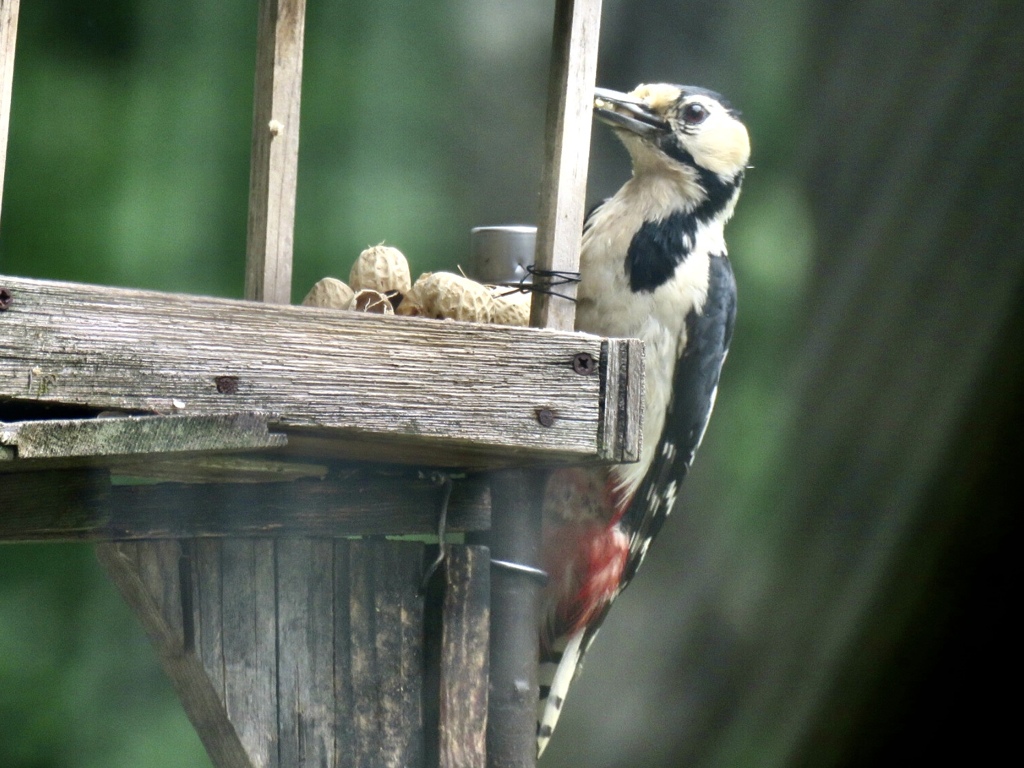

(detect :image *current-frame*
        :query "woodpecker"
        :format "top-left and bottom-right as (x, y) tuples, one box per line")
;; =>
(537, 83), (750, 755)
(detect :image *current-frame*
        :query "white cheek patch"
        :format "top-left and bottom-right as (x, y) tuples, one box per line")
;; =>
(690, 115), (751, 177)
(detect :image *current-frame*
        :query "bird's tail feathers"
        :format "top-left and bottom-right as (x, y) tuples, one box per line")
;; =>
(537, 628), (586, 757)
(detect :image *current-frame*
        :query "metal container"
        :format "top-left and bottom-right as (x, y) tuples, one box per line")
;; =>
(470, 225), (537, 286)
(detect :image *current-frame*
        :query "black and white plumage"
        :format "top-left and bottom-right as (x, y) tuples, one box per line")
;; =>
(537, 83), (750, 756)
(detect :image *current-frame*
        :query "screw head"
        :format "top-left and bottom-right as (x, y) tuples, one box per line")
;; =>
(536, 408), (556, 427)
(572, 352), (596, 375)
(0, 287), (12, 311)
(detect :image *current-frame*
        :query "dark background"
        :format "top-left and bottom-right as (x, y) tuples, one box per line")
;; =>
(1, 1), (1021, 766)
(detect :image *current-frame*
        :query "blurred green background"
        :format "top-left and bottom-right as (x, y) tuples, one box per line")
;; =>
(1, 1), (1021, 767)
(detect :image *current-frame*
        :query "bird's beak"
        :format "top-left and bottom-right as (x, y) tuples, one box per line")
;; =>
(594, 87), (670, 138)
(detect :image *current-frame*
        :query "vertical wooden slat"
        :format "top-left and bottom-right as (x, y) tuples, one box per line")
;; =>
(245, 0), (306, 304)
(349, 540), (427, 767)
(195, 539), (225, 699)
(276, 538), (336, 768)
(332, 540), (356, 761)
(530, 0), (603, 332)
(0, 0), (20, 223)
(221, 539), (279, 768)
(439, 545), (490, 768)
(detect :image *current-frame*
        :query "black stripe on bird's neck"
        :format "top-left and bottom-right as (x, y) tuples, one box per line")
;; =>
(659, 138), (742, 216)
(623, 131), (744, 293)
(624, 165), (740, 293)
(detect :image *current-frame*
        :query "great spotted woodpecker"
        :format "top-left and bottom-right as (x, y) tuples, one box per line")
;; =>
(537, 83), (751, 755)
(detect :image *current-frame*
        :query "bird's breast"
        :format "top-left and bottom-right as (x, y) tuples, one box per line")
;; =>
(576, 188), (724, 498)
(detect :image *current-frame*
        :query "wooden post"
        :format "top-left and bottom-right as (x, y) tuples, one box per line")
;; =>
(245, 0), (306, 304)
(438, 546), (490, 768)
(530, 0), (603, 333)
(0, 0), (20, 225)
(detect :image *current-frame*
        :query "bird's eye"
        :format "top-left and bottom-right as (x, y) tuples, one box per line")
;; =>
(681, 102), (708, 125)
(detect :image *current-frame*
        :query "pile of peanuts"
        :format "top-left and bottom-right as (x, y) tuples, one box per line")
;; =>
(301, 245), (532, 326)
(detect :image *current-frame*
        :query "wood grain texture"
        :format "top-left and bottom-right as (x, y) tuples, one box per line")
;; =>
(530, 0), (602, 332)
(331, 541), (356, 765)
(194, 539), (225, 696)
(0, 469), (111, 538)
(221, 539), (279, 768)
(245, 0), (306, 304)
(97, 535), (454, 768)
(0, 413), (285, 459)
(96, 540), (254, 768)
(0, 469), (489, 541)
(0, 273), (642, 467)
(439, 545), (489, 768)
(0, 0), (18, 221)
(347, 540), (427, 767)
(277, 538), (335, 767)
(598, 337), (644, 462)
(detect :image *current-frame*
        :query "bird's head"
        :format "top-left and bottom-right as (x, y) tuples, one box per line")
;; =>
(595, 84), (750, 190)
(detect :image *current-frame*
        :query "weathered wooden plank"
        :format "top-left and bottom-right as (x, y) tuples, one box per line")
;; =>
(194, 539), (225, 698)
(0, 470), (111, 536)
(0, 413), (284, 460)
(0, 273), (641, 467)
(0, 0), (18, 221)
(246, 0), (306, 304)
(221, 539), (279, 768)
(0, 470), (489, 541)
(439, 545), (490, 768)
(598, 337), (645, 463)
(111, 454), (327, 484)
(530, 0), (602, 332)
(349, 540), (426, 767)
(332, 540), (356, 764)
(277, 538), (335, 767)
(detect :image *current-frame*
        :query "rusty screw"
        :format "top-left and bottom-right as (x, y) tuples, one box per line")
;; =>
(215, 375), (240, 394)
(536, 408), (556, 427)
(572, 352), (596, 375)
(0, 287), (12, 311)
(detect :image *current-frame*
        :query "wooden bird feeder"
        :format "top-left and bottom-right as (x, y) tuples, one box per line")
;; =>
(0, 1), (640, 766)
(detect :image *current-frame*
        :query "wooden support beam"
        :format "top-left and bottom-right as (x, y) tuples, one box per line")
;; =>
(0, 469), (490, 541)
(530, 0), (603, 332)
(0, 273), (643, 467)
(0, 0), (19, 223)
(0, 413), (284, 459)
(245, 0), (306, 304)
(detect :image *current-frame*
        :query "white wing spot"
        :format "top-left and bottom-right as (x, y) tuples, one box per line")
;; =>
(664, 480), (678, 514)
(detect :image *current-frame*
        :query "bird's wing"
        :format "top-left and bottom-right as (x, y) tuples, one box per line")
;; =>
(619, 252), (737, 583)
(536, 255), (736, 756)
